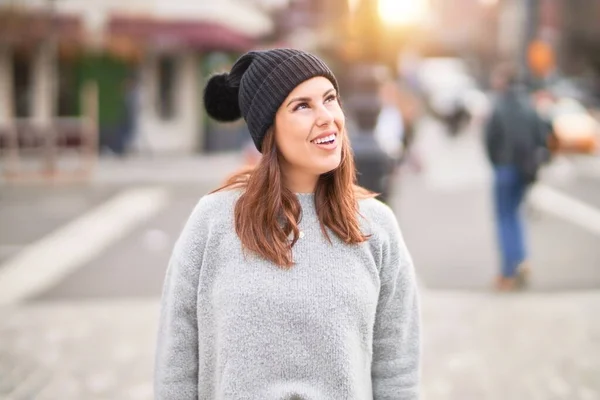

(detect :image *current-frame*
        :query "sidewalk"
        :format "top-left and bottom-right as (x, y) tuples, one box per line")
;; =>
(2, 148), (598, 187)
(91, 152), (243, 186)
(0, 152), (243, 187)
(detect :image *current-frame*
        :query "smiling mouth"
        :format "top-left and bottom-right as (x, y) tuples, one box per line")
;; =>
(310, 133), (337, 145)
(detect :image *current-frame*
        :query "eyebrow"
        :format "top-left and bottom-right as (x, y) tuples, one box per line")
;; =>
(286, 88), (336, 107)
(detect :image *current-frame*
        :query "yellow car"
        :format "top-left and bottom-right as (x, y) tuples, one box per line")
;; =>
(549, 98), (600, 154)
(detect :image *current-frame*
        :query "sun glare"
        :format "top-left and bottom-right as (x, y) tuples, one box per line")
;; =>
(378, 0), (429, 26)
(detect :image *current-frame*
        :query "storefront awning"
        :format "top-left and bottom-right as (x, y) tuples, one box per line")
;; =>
(0, 1), (273, 52)
(0, 10), (83, 45)
(108, 16), (256, 52)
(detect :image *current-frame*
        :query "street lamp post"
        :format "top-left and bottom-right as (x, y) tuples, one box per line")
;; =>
(42, 0), (58, 177)
(521, 0), (539, 88)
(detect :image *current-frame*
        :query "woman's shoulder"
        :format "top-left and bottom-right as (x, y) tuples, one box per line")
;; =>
(188, 188), (241, 225)
(357, 197), (401, 243)
(197, 188), (241, 210)
(358, 197), (396, 225)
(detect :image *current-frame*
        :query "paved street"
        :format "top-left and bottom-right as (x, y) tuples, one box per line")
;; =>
(1, 119), (599, 399)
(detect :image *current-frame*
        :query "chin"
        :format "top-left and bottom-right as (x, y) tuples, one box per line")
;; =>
(316, 156), (342, 175)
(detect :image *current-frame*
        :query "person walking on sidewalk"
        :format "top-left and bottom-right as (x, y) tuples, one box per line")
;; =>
(154, 49), (421, 399)
(484, 63), (549, 291)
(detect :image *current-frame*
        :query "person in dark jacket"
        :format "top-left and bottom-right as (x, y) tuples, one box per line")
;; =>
(484, 63), (548, 291)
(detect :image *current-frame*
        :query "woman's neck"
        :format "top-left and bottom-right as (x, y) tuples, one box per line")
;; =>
(283, 170), (318, 194)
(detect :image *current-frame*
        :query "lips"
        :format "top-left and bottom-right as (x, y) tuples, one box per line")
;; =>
(310, 131), (338, 151)
(310, 131), (337, 144)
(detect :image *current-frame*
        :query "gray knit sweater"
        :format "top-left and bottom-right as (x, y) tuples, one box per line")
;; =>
(154, 190), (421, 400)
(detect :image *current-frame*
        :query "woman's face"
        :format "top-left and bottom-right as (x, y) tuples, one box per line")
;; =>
(273, 77), (345, 192)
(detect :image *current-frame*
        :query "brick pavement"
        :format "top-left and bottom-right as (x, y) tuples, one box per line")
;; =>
(0, 301), (157, 400)
(420, 291), (600, 400)
(1, 291), (599, 400)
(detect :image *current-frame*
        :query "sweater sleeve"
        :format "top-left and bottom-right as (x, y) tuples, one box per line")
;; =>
(372, 205), (421, 400)
(154, 197), (209, 399)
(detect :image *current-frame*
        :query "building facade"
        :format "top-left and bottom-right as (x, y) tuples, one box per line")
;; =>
(0, 0), (277, 155)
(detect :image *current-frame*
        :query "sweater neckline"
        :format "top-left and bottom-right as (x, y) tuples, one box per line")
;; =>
(295, 193), (317, 215)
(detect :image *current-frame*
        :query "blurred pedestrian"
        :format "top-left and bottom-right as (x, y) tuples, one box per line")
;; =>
(154, 49), (421, 399)
(484, 63), (549, 291)
(112, 75), (139, 156)
(374, 79), (422, 173)
(349, 96), (395, 204)
(374, 80), (405, 163)
(396, 80), (423, 173)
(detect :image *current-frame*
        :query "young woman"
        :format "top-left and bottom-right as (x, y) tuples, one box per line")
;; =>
(155, 48), (421, 399)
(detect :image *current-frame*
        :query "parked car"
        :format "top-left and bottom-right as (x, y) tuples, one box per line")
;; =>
(535, 91), (600, 154)
(550, 98), (600, 154)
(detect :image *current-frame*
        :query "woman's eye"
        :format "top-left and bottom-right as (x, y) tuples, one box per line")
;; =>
(325, 94), (337, 103)
(293, 103), (309, 111)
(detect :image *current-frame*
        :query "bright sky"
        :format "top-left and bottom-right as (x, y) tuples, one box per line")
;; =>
(378, 0), (430, 26)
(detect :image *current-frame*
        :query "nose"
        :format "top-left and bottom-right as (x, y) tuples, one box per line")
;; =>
(315, 104), (334, 127)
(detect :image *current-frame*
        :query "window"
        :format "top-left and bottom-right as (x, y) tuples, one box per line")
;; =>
(57, 58), (78, 117)
(12, 51), (32, 118)
(157, 56), (177, 120)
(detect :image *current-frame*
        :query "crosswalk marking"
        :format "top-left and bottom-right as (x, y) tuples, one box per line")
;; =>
(0, 187), (170, 304)
(529, 184), (600, 237)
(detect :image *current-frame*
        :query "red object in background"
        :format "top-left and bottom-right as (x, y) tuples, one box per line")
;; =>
(107, 17), (256, 52)
(528, 40), (555, 78)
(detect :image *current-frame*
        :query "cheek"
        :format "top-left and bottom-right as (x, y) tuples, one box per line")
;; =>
(275, 125), (308, 159)
(333, 107), (345, 128)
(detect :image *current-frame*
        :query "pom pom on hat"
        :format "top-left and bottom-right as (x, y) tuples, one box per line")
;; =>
(203, 73), (241, 122)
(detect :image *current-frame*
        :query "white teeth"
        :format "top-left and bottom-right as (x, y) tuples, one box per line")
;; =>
(312, 134), (336, 144)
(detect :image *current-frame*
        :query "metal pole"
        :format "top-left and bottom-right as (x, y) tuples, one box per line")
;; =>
(1, 44), (20, 178)
(42, 0), (58, 177)
(520, 0), (538, 88)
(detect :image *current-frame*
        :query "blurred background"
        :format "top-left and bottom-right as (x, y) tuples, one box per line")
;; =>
(0, 0), (599, 399)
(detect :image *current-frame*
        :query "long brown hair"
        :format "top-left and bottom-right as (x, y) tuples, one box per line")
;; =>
(212, 129), (375, 268)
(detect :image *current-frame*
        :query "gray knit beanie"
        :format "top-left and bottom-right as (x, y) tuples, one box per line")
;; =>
(203, 48), (339, 152)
